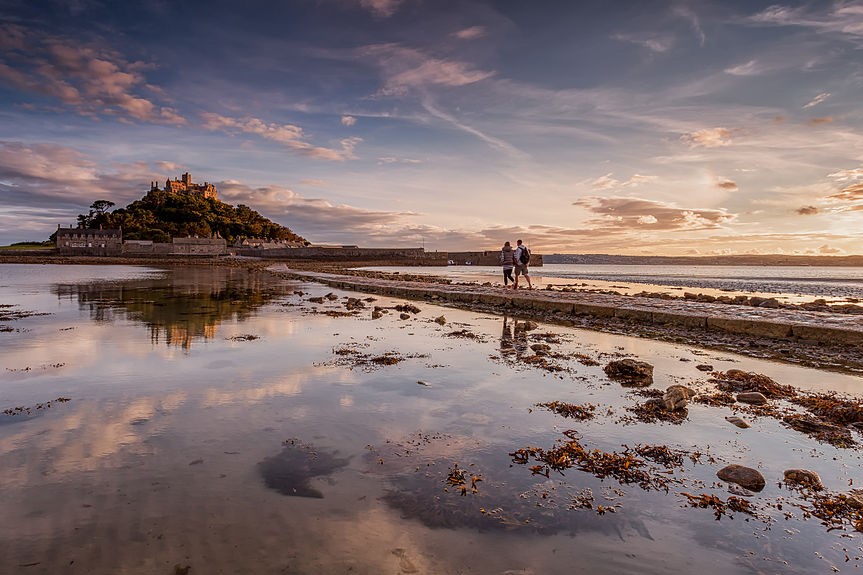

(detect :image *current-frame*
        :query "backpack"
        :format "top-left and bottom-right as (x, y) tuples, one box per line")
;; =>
(519, 246), (530, 264)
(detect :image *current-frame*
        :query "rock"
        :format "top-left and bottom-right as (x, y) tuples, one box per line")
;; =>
(399, 313), (411, 320)
(749, 297), (766, 307)
(736, 392), (768, 405)
(846, 490), (863, 509)
(662, 385), (695, 411)
(725, 415), (751, 429)
(783, 469), (823, 490)
(696, 364), (713, 372)
(603, 359), (654, 386)
(758, 297), (781, 308)
(530, 344), (551, 354)
(727, 483), (755, 497)
(717, 464), (766, 492)
(434, 316), (446, 325)
(372, 310), (383, 320)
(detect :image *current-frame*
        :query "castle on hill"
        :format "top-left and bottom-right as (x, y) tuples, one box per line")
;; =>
(150, 172), (218, 200)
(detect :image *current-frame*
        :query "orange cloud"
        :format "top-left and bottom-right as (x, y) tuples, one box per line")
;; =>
(572, 196), (735, 231)
(796, 205), (819, 215)
(680, 127), (734, 148)
(807, 117), (834, 125)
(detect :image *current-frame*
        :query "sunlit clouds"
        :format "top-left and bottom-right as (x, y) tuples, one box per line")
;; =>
(0, 1), (861, 255)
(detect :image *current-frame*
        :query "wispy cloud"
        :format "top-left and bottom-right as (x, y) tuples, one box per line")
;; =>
(747, 3), (863, 42)
(572, 196), (736, 231)
(590, 173), (657, 191)
(612, 34), (673, 53)
(673, 4), (706, 46)
(724, 59), (763, 76)
(803, 92), (831, 108)
(201, 113), (361, 160)
(358, 0), (404, 18)
(454, 26), (486, 40)
(0, 25), (185, 125)
(680, 127), (735, 148)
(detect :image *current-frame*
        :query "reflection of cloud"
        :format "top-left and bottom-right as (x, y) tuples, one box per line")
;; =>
(0, 24), (184, 125)
(572, 196), (735, 231)
(201, 113), (361, 160)
(680, 127), (734, 148)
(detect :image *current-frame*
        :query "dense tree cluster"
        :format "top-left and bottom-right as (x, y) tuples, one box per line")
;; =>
(56, 190), (306, 244)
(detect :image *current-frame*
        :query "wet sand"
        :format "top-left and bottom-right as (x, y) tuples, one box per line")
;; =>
(268, 264), (863, 374)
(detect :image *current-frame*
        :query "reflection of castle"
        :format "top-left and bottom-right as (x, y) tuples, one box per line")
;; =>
(151, 172), (218, 200)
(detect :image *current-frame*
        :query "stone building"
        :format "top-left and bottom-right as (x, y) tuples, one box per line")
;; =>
(55, 225), (123, 255)
(151, 172), (218, 200)
(172, 236), (227, 255)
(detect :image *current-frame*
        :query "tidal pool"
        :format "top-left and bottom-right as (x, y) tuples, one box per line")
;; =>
(1, 264), (861, 574)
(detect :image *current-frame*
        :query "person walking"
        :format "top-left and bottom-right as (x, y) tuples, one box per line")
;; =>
(500, 241), (515, 287)
(512, 239), (532, 290)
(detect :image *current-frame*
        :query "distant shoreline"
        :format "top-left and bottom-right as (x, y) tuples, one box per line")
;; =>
(544, 253), (863, 267)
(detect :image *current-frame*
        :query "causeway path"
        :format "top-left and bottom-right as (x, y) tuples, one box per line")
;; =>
(268, 264), (863, 372)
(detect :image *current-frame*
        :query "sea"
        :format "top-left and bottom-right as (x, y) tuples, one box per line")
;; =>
(1, 263), (861, 574)
(361, 263), (863, 304)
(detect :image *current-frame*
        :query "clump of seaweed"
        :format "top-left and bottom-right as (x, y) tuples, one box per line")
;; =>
(321, 347), (428, 371)
(536, 401), (596, 421)
(693, 391), (735, 406)
(794, 490), (863, 532)
(711, 369), (796, 399)
(623, 400), (688, 425)
(444, 463), (482, 496)
(791, 392), (863, 427)
(682, 492), (756, 520)
(509, 430), (671, 492)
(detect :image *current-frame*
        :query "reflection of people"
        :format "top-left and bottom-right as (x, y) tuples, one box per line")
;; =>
(513, 239), (532, 290)
(500, 241), (515, 287)
(512, 318), (529, 355)
(500, 315), (514, 353)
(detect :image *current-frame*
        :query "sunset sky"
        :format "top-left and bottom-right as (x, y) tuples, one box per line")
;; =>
(1, 0), (862, 254)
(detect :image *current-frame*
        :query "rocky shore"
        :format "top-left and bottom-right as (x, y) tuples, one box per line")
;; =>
(267, 264), (863, 374)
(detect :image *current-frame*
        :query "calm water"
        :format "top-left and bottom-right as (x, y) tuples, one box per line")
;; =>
(363, 264), (863, 304)
(1, 264), (862, 574)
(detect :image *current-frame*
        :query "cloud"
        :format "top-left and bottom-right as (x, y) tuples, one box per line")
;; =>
(377, 156), (422, 164)
(201, 113), (361, 160)
(590, 173), (657, 191)
(572, 196), (735, 231)
(715, 178), (738, 191)
(803, 92), (831, 108)
(680, 127), (734, 148)
(673, 4), (706, 46)
(796, 205), (819, 215)
(0, 25), (185, 125)
(612, 34), (673, 53)
(747, 3), (863, 42)
(724, 59), (762, 76)
(807, 117), (834, 126)
(829, 182), (863, 202)
(341, 115), (356, 126)
(358, 0), (404, 18)
(357, 44), (494, 95)
(454, 26), (487, 40)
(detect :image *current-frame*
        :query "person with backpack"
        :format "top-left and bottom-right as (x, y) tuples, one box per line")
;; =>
(512, 239), (532, 290)
(500, 241), (516, 286)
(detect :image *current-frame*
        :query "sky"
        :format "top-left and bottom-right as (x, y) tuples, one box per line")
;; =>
(1, 0), (862, 255)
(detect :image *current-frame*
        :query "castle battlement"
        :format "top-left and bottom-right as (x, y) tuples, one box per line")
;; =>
(151, 172), (218, 200)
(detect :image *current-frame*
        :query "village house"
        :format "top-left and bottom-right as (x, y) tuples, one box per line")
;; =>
(55, 225), (123, 255)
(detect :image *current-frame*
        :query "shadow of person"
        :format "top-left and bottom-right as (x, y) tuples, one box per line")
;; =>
(500, 315), (514, 355)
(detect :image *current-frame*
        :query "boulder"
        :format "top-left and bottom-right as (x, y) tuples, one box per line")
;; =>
(783, 469), (823, 490)
(371, 310), (383, 320)
(399, 313), (411, 320)
(662, 385), (696, 411)
(736, 392), (768, 405)
(846, 490), (863, 509)
(717, 464), (766, 492)
(758, 298), (781, 308)
(603, 359), (654, 386)
(434, 316), (447, 325)
(696, 364), (714, 372)
(725, 416), (751, 429)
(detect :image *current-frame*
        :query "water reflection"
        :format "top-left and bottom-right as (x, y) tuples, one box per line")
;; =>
(52, 267), (295, 349)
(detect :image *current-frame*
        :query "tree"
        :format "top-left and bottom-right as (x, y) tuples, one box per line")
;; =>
(90, 200), (115, 215)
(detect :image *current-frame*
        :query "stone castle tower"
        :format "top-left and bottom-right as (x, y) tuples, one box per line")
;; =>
(151, 172), (218, 199)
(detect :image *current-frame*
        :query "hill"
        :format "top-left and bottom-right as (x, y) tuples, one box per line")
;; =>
(544, 253), (863, 266)
(54, 182), (306, 245)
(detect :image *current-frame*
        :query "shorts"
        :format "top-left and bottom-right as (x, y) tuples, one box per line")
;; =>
(515, 264), (529, 276)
